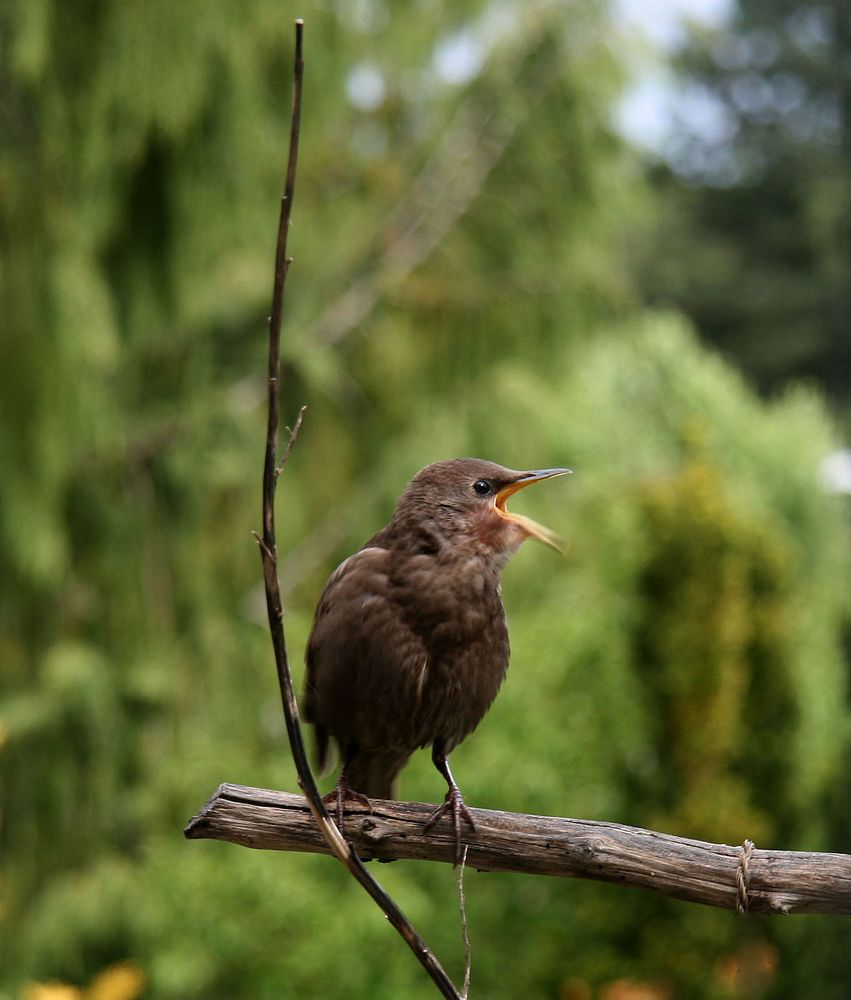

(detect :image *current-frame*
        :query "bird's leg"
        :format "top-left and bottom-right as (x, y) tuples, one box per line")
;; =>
(322, 766), (372, 833)
(423, 743), (476, 865)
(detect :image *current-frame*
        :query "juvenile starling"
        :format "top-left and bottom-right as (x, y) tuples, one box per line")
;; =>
(303, 458), (570, 861)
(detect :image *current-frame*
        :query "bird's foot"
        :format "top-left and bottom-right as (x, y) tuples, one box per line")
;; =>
(424, 785), (476, 865)
(323, 779), (372, 833)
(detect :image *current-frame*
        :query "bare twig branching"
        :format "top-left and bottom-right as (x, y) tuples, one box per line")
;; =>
(186, 785), (851, 917)
(250, 21), (462, 1000)
(276, 403), (307, 477)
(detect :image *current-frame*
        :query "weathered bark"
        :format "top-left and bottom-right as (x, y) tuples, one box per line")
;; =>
(185, 783), (851, 916)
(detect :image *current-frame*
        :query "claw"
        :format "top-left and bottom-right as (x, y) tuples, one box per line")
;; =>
(323, 776), (372, 833)
(424, 785), (476, 865)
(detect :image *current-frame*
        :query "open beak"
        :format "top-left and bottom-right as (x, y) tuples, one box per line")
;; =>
(495, 468), (572, 553)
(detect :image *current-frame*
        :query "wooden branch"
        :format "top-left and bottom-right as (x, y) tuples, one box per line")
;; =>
(186, 784), (851, 917)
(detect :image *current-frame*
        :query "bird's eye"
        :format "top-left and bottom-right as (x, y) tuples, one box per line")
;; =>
(472, 479), (492, 496)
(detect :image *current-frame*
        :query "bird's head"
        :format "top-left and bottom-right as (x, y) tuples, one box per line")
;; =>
(390, 458), (571, 560)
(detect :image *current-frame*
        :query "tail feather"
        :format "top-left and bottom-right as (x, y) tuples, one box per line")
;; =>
(313, 722), (333, 778)
(345, 750), (411, 800)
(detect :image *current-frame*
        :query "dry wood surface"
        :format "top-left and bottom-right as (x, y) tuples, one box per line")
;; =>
(185, 783), (851, 916)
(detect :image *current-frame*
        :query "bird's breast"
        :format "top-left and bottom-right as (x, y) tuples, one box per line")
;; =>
(389, 550), (503, 646)
(307, 542), (511, 755)
(390, 556), (510, 750)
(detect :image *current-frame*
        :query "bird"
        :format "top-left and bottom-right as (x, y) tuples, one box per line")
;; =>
(302, 458), (570, 862)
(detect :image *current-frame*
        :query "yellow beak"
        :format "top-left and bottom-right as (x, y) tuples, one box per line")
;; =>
(494, 468), (572, 553)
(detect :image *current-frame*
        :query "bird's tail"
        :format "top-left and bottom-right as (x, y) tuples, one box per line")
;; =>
(303, 682), (335, 778)
(313, 722), (333, 777)
(344, 749), (411, 801)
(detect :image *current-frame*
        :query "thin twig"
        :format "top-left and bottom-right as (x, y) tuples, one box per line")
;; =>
(254, 20), (461, 1000)
(276, 403), (307, 477)
(251, 530), (275, 564)
(458, 846), (472, 1000)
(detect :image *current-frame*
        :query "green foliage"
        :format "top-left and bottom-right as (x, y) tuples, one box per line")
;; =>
(633, 449), (802, 842)
(1, 2), (849, 998)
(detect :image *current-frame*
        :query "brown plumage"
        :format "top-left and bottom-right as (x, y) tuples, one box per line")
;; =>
(303, 458), (570, 860)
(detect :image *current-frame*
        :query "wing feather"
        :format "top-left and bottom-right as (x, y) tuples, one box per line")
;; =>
(304, 546), (428, 756)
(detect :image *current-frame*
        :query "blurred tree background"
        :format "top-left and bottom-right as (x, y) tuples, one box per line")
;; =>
(636, 0), (851, 404)
(1, 1), (849, 998)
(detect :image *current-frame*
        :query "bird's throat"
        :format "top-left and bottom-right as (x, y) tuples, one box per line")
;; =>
(492, 501), (565, 553)
(472, 508), (528, 557)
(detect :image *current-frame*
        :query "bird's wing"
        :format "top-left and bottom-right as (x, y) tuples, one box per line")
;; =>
(303, 545), (429, 763)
